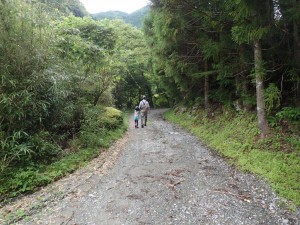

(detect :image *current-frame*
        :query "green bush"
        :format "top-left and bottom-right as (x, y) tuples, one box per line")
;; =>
(28, 131), (61, 161)
(0, 130), (62, 173)
(152, 93), (169, 107)
(0, 106), (127, 201)
(265, 83), (281, 113)
(78, 106), (123, 148)
(276, 107), (300, 121)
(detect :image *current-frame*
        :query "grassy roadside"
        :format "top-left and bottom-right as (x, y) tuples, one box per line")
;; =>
(164, 108), (300, 209)
(0, 107), (129, 205)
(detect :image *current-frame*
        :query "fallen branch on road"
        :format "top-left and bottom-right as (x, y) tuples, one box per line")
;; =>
(211, 188), (251, 203)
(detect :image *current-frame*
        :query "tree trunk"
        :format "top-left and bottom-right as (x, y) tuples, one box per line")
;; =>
(204, 60), (209, 109)
(93, 94), (100, 106)
(254, 39), (269, 138)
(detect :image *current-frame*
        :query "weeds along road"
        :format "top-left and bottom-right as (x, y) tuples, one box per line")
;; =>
(3, 109), (299, 225)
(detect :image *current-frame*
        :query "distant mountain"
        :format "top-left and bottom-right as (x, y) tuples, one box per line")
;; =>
(92, 11), (128, 21)
(92, 5), (150, 29)
(125, 6), (150, 28)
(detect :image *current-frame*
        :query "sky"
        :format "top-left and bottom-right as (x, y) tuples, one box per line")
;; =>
(79, 0), (150, 14)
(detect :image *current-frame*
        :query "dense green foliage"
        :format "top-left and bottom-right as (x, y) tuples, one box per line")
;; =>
(0, 0), (63, 170)
(0, 0), (115, 171)
(39, 0), (88, 17)
(0, 0), (148, 202)
(92, 6), (150, 29)
(105, 20), (152, 108)
(164, 108), (300, 207)
(0, 106), (127, 203)
(144, 0), (300, 136)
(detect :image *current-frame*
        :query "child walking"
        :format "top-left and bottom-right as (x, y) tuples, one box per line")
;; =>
(134, 106), (140, 128)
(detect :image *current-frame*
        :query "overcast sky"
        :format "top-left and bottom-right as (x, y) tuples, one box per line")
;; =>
(79, 0), (150, 14)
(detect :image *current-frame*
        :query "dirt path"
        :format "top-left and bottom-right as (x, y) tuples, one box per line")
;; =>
(1, 109), (299, 225)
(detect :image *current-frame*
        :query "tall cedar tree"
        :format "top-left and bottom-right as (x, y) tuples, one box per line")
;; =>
(145, 0), (299, 137)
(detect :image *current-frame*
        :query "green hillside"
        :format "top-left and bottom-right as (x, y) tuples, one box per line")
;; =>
(92, 11), (128, 21)
(92, 6), (150, 28)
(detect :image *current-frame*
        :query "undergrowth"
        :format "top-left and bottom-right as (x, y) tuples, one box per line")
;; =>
(164, 109), (300, 208)
(0, 107), (128, 204)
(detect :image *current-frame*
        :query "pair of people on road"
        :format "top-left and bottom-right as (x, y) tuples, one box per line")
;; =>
(134, 96), (150, 128)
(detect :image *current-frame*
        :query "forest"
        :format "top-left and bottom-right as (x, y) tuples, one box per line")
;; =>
(0, 0), (299, 207)
(144, 0), (300, 137)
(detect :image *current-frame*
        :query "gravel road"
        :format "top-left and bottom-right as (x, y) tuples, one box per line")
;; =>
(2, 109), (299, 225)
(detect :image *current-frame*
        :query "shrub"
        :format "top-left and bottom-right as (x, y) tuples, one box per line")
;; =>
(276, 107), (300, 121)
(78, 106), (123, 148)
(0, 107), (127, 201)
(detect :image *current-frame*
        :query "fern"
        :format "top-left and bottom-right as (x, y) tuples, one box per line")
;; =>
(265, 83), (281, 113)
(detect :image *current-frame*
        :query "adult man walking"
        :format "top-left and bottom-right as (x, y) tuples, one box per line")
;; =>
(139, 95), (150, 128)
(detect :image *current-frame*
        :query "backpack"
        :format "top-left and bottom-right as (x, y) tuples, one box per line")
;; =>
(140, 100), (149, 111)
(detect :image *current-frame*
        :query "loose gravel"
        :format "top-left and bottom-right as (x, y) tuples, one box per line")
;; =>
(1, 109), (299, 225)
